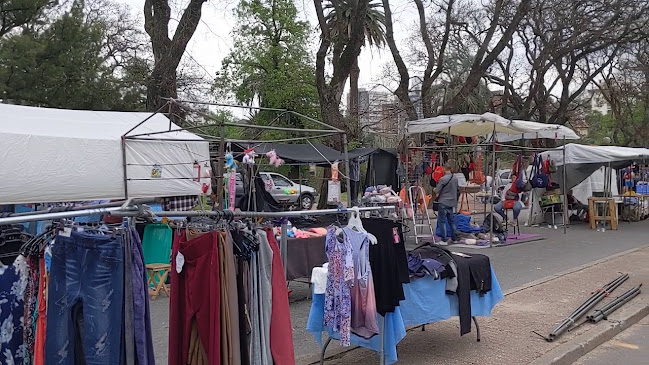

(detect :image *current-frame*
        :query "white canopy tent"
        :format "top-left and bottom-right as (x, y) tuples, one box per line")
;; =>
(0, 103), (211, 204)
(406, 112), (528, 136)
(526, 144), (649, 225)
(406, 112), (580, 141)
(541, 144), (649, 191)
(492, 121), (580, 142)
(406, 112), (581, 236)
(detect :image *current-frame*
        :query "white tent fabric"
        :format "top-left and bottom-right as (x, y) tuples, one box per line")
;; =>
(493, 121), (580, 141)
(0, 103), (210, 204)
(407, 113), (528, 136)
(542, 144), (649, 166)
(406, 112), (565, 136)
(572, 167), (619, 205)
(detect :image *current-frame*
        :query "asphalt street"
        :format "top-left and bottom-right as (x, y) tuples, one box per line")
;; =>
(150, 220), (649, 363)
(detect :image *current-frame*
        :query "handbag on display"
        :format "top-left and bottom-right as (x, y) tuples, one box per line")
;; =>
(545, 156), (557, 173)
(531, 154), (549, 188)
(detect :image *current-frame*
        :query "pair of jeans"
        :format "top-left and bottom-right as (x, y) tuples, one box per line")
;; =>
(130, 228), (156, 365)
(437, 203), (458, 241)
(168, 231), (221, 365)
(494, 200), (523, 220)
(45, 231), (124, 365)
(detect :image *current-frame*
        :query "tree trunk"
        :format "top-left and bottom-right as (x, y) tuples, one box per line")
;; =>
(147, 62), (177, 112)
(349, 58), (360, 135)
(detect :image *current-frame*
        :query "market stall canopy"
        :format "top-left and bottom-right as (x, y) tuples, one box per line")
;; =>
(540, 143), (649, 192)
(232, 143), (382, 165)
(492, 121), (580, 141)
(0, 103), (210, 204)
(407, 112), (531, 136)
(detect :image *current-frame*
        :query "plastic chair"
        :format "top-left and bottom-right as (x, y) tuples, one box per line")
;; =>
(142, 223), (173, 299)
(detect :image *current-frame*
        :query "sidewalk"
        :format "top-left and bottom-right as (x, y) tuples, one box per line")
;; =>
(302, 246), (649, 365)
(573, 316), (649, 365)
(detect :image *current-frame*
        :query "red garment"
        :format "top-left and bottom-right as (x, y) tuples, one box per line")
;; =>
(169, 231), (221, 365)
(265, 230), (296, 365)
(33, 257), (47, 365)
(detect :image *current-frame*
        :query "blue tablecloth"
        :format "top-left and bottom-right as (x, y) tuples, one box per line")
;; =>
(306, 269), (504, 364)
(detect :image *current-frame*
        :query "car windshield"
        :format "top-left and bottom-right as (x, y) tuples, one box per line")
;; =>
(271, 175), (292, 187)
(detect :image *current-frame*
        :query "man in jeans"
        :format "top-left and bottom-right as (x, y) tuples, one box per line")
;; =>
(436, 162), (459, 245)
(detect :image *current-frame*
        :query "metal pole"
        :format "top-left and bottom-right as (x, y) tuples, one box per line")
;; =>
(113, 205), (397, 219)
(562, 137), (568, 234)
(121, 136), (129, 199)
(379, 315), (386, 365)
(281, 221), (288, 278)
(215, 122), (226, 209)
(0, 206), (138, 225)
(6, 198), (155, 217)
(342, 133), (352, 207)
(489, 124), (497, 247)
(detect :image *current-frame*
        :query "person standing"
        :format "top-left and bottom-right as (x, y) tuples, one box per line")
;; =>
(435, 162), (459, 245)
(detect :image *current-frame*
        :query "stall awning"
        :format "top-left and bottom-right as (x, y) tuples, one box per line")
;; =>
(406, 112), (579, 139)
(493, 121), (580, 141)
(232, 143), (384, 165)
(543, 144), (649, 166)
(540, 143), (649, 193)
(407, 113), (527, 136)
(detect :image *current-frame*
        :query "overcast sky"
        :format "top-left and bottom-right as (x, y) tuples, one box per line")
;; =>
(121, 0), (418, 92)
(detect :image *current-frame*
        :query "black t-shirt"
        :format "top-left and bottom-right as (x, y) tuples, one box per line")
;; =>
(362, 218), (409, 316)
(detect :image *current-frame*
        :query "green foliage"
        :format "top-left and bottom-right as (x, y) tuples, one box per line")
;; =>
(213, 0), (319, 130)
(0, 0), (54, 37)
(0, 0), (148, 110)
(324, 0), (386, 47)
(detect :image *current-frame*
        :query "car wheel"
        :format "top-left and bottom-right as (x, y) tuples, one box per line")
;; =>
(299, 194), (314, 210)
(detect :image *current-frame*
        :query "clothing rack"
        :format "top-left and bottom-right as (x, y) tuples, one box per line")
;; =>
(112, 205), (398, 276)
(0, 204), (397, 283)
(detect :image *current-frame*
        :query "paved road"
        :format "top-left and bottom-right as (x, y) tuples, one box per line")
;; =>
(150, 220), (649, 363)
(574, 316), (649, 365)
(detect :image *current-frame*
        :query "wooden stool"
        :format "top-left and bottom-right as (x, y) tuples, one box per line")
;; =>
(588, 197), (618, 230)
(146, 263), (171, 300)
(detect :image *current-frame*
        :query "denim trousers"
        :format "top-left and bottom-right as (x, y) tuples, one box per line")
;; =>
(437, 203), (458, 240)
(45, 231), (124, 365)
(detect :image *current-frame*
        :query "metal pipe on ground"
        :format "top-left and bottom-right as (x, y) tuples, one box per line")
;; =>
(547, 273), (629, 341)
(587, 285), (642, 323)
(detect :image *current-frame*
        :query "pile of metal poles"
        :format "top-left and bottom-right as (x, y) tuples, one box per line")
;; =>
(587, 284), (642, 324)
(547, 273), (629, 342)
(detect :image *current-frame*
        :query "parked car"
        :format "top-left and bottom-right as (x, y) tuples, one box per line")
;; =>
(259, 172), (317, 210)
(485, 169), (512, 192)
(225, 172), (317, 210)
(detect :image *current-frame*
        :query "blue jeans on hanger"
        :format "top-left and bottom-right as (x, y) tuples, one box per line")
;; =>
(45, 231), (124, 365)
(437, 203), (458, 242)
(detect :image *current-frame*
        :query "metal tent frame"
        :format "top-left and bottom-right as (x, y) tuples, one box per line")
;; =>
(120, 98), (354, 208)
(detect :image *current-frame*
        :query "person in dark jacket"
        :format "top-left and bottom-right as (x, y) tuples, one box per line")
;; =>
(435, 162), (459, 245)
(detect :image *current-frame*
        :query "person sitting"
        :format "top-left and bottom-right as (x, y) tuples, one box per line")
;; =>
(494, 179), (524, 226)
(567, 190), (587, 220)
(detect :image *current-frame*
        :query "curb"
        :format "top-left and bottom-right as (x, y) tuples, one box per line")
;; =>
(529, 302), (649, 365)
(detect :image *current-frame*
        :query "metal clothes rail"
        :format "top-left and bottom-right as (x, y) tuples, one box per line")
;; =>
(0, 204), (398, 287)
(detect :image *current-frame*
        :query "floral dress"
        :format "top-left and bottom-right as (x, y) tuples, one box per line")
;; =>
(324, 226), (354, 346)
(0, 255), (28, 364)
